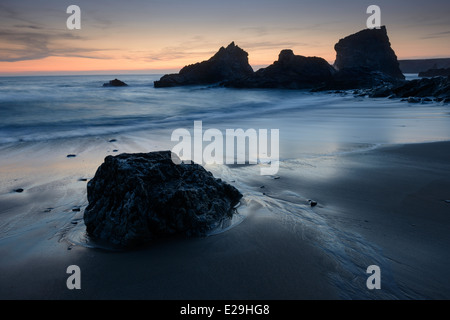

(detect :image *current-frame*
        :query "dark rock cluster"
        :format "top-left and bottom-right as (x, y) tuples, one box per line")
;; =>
(154, 26), (406, 91)
(364, 76), (450, 102)
(153, 27), (450, 102)
(225, 49), (335, 89)
(154, 42), (253, 88)
(84, 151), (242, 248)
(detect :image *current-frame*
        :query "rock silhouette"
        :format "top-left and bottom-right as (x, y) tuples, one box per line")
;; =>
(225, 49), (335, 89)
(333, 26), (404, 80)
(154, 42), (253, 87)
(152, 27), (450, 101)
(103, 79), (128, 87)
(84, 151), (242, 248)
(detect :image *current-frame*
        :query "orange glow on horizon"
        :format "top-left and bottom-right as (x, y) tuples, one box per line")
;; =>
(0, 49), (337, 75)
(0, 56), (185, 74)
(0, 43), (447, 75)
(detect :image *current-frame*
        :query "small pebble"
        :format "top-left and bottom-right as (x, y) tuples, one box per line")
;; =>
(273, 176), (280, 180)
(113, 149), (119, 153)
(260, 186), (265, 189)
(14, 188), (24, 193)
(78, 178), (88, 182)
(72, 208), (81, 212)
(67, 154), (77, 158)
(109, 139), (117, 143)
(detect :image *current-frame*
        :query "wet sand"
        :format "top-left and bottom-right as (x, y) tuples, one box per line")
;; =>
(1, 139), (450, 299)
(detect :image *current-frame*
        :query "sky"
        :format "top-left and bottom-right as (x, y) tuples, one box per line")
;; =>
(0, 0), (449, 75)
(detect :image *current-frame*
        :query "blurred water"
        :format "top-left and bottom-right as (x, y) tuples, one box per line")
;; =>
(0, 74), (450, 156)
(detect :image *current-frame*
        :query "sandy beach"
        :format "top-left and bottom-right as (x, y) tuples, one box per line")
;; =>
(1, 136), (449, 300)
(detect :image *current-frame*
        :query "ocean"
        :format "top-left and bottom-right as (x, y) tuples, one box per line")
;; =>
(1, 74), (450, 158)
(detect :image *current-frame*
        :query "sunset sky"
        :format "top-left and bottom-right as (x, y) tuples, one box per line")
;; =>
(1, 0), (449, 75)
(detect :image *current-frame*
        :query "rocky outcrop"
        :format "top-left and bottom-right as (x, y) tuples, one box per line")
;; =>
(334, 26), (404, 80)
(154, 42), (253, 87)
(154, 27), (408, 91)
(320, 26), (405, 90)
(225, 49), (335, 89)
(363, 76), (450, 101)
(419, 68), (450, 78)
(84, 151), (242, 248)
(103, 79), (128, 87)
(391, 76), (450, 100)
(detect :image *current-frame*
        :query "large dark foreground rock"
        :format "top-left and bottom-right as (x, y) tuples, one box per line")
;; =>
(84, 151), (242, 248)
(154, 42), (253, 87)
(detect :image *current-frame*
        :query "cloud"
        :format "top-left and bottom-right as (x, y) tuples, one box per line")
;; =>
(136, 37), (219, 63)
(0, 30), (52, 61)
(13, 24), (44, 30)
(239, 41), (310, 50)
(0, 2), (119, 62)
(239, 27), (269, 37)
(421, 30), (450, 40)
(0, 28), (114, 62)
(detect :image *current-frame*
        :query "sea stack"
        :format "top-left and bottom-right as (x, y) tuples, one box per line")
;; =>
(225, 49), (335, 89)
(325, 26), (405, 89)
(154, 42), (254, 87)
(334, 26), (404, 80)
(84, 151), (242, 248)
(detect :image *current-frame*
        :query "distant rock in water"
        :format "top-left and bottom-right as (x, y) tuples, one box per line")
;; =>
(84, 151), (242, 248)
(154, 42), (253, 87)
(419, 68), (450, 78)
(103, 79), (128, 87)
(225, 49), (335, 89)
